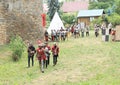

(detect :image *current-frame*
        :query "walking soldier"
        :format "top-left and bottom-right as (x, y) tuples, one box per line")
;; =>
(44, 42), (51, 68)
(36, 43), (46, 73)
(52, 42), (59, 66)
(27, 42), (36, 68)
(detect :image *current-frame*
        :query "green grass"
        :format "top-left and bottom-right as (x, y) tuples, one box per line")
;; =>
(0, 31), (120, 85)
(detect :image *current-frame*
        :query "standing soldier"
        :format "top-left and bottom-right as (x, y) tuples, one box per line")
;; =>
(71, 25), (74, 36)
(44, 30), (49, 42)
(36, 43), (46, 73)
(61, 30), (64, 41)
(81, 28), (85, 37)
(52, 42), (59, 66)
(53, 30), (57, 41)
(51, 30), (54, 41)
(94, 24), (99, 37)
(85, 25), (89, 36)
(27, 42), (36, 68)
(56, 30), (60, 42)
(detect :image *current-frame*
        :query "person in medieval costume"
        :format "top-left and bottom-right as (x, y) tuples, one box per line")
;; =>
(52, 42), (59, 66)
(27, 42), (36, 68)
(51, 30), (54, 41)
(85, 25), (89, 36)
(44, 30), (49, 42)
(71, 25), (74, 36)
(94, 24), (99, 37)
(44, 42), (51, 68)
(108, 23), (112, 34)
(56, 30), (61, 42)
(36, 43), (46, 73)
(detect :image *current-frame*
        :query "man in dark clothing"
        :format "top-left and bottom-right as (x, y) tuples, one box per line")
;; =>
(44, 30), (49, 42)
(27, 43), (36, 67)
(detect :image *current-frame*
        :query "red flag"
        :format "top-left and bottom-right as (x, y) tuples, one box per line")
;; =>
(41, 13), (46, 28)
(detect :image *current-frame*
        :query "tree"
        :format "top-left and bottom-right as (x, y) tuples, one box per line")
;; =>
(107, 13), (120, 26)
(115, 0), (120, 15)
(47, 0), (60, 21)
(89, 0), (115, 13)
(61, 14), (75, 26)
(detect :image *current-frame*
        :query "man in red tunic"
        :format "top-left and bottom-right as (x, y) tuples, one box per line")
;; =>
(52, 42), (59, 66)
(36, 43), (46, 73)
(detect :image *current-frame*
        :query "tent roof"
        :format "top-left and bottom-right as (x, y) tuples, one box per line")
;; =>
(77, 9), (105, 17)
(47, 12), (65, 34)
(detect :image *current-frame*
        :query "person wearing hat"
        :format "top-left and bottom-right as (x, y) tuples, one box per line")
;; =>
(44, 42), (51, 68)
(27, 42), (36, 68)
(36, 43), (46, 73)
(52, 42), (59, 66)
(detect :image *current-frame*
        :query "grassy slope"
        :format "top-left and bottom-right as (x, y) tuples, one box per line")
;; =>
(0, 31), (120, 85)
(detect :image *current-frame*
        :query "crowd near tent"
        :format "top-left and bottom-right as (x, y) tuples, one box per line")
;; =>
(47, 12), (65, 34)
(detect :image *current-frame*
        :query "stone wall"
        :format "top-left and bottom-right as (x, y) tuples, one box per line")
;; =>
(0, 0), (43, 44)
(115, 25), (120, 41)
(0, 22), (7, 45)
(0, 2), (7, 45)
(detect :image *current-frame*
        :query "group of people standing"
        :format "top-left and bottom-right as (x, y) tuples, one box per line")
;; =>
(27, 41), (59, 73)
(70, 24), (90, 38)
(44, 28), (68, 42)
(44, 22), (115, 43)
(44, 24), (90, 42)
(94, 23), (115, 41)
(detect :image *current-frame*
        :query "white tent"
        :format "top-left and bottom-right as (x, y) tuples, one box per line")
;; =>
(47, 12), (65, 34)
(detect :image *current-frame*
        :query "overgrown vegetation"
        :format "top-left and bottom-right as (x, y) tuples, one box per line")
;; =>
(9, 35), (25, 61)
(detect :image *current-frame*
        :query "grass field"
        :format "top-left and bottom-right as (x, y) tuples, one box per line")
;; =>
(0, 31), (120, 85)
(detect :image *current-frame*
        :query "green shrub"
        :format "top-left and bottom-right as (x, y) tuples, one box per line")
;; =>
(107, 13), (120, 27)
(9, 35), (25, 61)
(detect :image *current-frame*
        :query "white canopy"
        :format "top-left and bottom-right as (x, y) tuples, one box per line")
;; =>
(47, 12), (65, 34)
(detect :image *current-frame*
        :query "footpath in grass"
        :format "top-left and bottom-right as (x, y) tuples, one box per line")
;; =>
(0, 32), (120, 85)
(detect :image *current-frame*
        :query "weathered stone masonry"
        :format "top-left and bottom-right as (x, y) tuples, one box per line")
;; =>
(0, 0), (43, 45)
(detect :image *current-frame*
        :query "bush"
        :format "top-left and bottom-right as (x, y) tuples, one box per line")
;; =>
(9, 35), (25, 61)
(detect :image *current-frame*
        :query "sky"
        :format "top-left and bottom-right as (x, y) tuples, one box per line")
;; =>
(59, 0), (65, 2)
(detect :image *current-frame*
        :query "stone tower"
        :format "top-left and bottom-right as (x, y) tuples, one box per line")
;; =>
(0, 0), (43, 45)
(0, 1), (7, 45)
